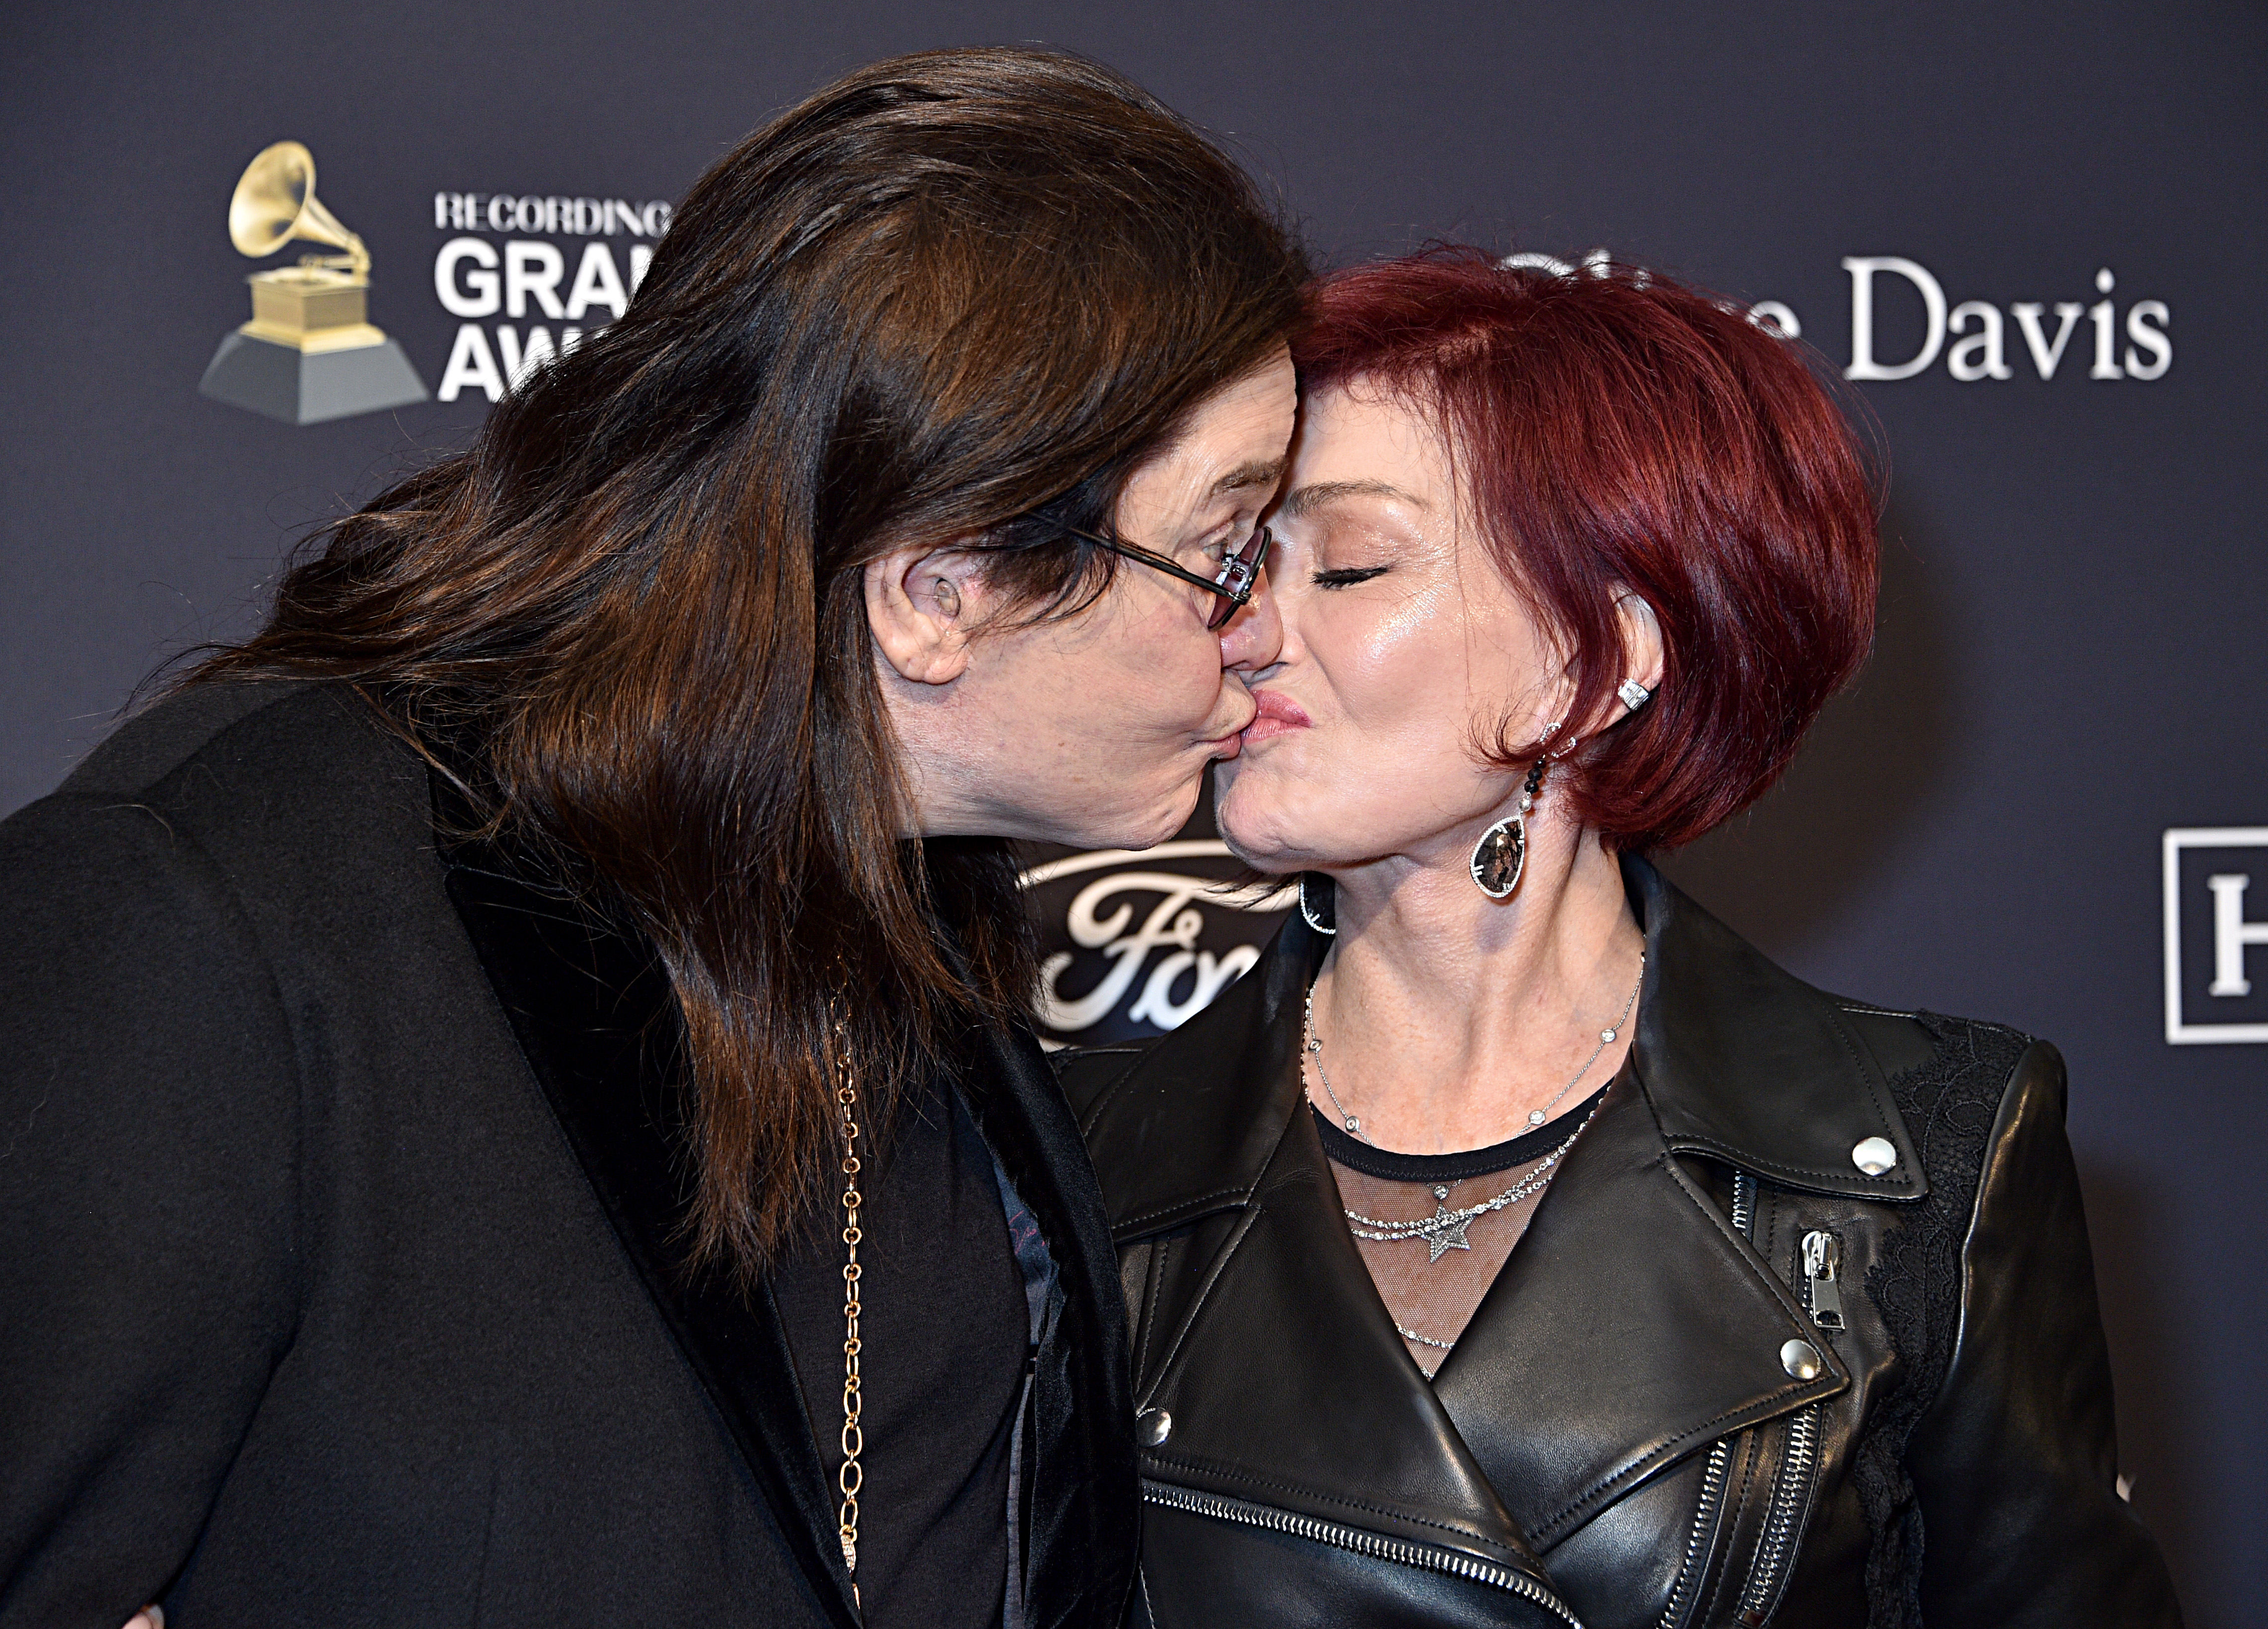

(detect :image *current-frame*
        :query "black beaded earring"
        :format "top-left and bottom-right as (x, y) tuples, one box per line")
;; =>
(1470, 752), (1549, 899)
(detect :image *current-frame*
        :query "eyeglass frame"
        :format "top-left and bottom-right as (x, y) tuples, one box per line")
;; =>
(1061, 522), (1273, 631)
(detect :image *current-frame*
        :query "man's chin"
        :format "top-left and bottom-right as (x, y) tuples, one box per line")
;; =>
(1063, 785), (1200, 854)
(1140, 780), (1205, 848)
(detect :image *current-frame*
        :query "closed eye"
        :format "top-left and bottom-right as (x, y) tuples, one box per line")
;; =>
(1313, 566), (1389, 589)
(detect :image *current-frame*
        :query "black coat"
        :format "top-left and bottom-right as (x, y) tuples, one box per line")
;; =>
(0, 680), (1137, 1629)
(1058, 859), (2181, 1629)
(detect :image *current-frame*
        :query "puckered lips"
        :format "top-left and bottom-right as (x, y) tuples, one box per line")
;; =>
(1201, 681), (1264, 758)
(1241, 687), (1311, 748)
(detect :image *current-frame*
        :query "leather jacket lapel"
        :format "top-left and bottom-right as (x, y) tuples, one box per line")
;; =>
(1134, 1073), (1554, 1581)
(439, 826), (860, 1629)
(1625, 858), (1926, 1201)
(1431, 1070), (1846, 1550)
(1077, 905), (1314, 1244)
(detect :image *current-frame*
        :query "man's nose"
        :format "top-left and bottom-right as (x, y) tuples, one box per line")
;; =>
(1219, 565), (1283, 672)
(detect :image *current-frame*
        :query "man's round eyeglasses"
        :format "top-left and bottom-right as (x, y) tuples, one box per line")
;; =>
(1063, 523), (1273, 631)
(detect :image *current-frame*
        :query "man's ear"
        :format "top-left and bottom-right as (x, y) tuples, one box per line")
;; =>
(866, 545), (985, 685)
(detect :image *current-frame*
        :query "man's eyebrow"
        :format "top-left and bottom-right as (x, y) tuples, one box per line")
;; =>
(1277, 478), (1426, 518)
(1208, 457), (1288, 500)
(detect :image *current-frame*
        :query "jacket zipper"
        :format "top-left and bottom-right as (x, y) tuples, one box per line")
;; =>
(1801, 1230), (1845, 1331)
(1651, 1170), (1764, 1629)
(1734, 1402), (1820, 1625)
(1713, 1169), (1822, 1626)
(1653, 1437), (1732, 1629)
(1729, 1177), (1823, 1625)
(1141, 1479), (1584, 1628)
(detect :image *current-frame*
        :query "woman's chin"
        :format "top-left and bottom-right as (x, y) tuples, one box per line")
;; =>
(1214, 801), (1365, 877)
(1210, 804), (1301, 874)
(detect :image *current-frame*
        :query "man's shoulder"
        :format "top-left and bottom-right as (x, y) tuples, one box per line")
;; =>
(7, 678), (436, 911)
(58, 678), (397, 801)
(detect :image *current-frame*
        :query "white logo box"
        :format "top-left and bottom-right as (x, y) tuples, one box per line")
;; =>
(2164, 827), (2268, 1044)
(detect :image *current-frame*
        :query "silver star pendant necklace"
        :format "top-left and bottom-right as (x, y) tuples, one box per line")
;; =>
(1344, 1107), (1600, 1263)
(1302, 950), (1643, 1270)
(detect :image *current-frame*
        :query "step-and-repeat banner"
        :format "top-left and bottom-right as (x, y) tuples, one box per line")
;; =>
(2, 5), (2260, 1619)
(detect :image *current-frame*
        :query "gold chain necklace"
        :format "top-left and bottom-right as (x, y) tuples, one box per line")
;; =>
(829, 1008), (866, 1609)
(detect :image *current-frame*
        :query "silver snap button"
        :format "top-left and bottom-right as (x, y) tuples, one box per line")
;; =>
(1851, 1136), (1897, 1176)
(1137, 1408), (1172, 1447)
(1781, 1338), (1823, 1380)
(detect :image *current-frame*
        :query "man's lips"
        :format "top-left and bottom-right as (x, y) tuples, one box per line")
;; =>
(1241, 689), (1311, 746)
(1202, 692), (1258, 757)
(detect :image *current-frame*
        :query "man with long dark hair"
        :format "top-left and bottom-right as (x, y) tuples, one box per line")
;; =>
(0, 49), (1305, 1629)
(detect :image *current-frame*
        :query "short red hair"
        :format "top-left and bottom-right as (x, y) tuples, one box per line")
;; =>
(1292, 247), (1879, 851)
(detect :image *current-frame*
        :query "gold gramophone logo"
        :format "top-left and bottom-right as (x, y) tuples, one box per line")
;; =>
(198, 141), (429, 425)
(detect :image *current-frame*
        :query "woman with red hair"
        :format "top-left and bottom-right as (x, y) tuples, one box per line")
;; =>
(1062, 250), (2180, 1628)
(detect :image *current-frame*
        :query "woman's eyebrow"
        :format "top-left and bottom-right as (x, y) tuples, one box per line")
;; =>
(1277, 478), (1425, 518)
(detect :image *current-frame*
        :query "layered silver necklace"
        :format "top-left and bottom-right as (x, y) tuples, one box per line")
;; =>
(1343, 1102), (1602, 1263)
(1302, 951), (1642, 1267)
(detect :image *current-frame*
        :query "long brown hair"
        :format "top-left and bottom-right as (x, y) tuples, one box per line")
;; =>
(189, 48), (1308, 1276)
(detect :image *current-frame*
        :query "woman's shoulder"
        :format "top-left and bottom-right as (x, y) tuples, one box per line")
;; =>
(1819, 996), (2070, 1211)
(1826, 996), (2061, 1116)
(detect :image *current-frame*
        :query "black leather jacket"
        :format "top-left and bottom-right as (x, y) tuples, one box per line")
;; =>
(1058, 857), (2180, 1629)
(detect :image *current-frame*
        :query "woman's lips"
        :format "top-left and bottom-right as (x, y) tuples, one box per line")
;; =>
(1241, 689), (1311, 746)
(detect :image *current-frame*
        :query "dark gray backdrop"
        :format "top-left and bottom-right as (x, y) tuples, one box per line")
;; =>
(3, 3), (2261, 1621)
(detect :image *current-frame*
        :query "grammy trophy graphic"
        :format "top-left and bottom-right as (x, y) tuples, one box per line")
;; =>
(199, 141), (428, 425)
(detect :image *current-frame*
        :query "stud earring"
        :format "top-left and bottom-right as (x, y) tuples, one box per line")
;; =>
(1471, 755), (1547, 899)
(1618, 678), (1652, 711)
(1297, 873), (1337, 936)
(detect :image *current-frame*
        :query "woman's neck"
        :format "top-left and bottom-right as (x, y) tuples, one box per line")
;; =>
(1309, 819), (1644, 1155)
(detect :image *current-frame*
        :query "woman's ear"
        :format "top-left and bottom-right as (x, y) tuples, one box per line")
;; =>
(1614, 590), (1665, 705)
(866, 546), (985, 685)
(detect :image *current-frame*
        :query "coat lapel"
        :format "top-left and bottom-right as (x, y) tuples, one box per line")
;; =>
(1135, 1080), (1554, 1579)
(1429, 1071), (1845, 1549)
(954, 1010), (1140, 1629)
(439, 826), (859, 1629)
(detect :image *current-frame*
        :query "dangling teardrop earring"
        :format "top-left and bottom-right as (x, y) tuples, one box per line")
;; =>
(1471, 747), (1551, 899)
(1297, 872), (1337, 935)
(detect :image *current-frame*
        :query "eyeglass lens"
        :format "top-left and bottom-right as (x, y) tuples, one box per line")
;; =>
(1207, 525), (1271, 629)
